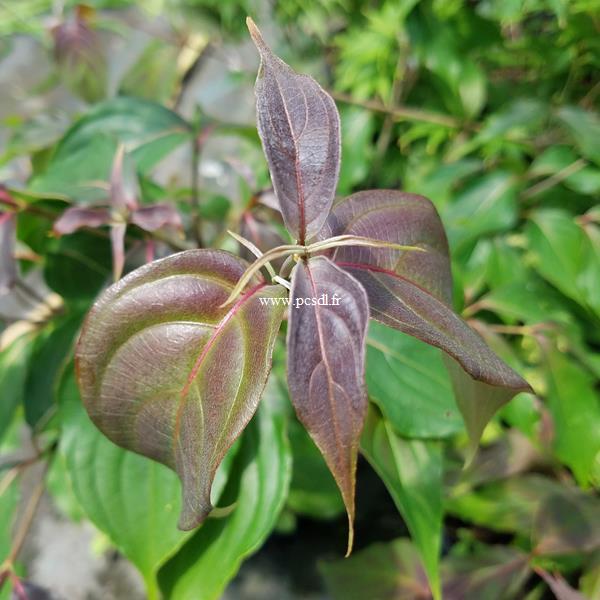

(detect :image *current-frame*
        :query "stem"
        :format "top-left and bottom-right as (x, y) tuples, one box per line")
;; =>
(521, 158), (587, 200)
(332, 92), (461, 129)
(7, 459), (51, 565)
(371, 47), (407, 181)
(191, 125), (202, 247)
(220, 245), (304, 307)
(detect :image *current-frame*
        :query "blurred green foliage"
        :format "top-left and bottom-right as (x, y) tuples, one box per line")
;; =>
(0, 0), (599, 598)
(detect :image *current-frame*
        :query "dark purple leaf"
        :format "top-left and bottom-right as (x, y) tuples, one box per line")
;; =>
(533, 489), (600, 555)
(248, 18), (340, 243)
(76, 250), (286, 530)
(321, 190), (531, 449)
(0, 214), (17, 295)
(53, 207), (111, 235)
(318, 190), (453, 304)
(319, 538), (431, 600)
(443, 546), (530, 600)
(287, 255), (369, 553)
(130, 205), (183, 232)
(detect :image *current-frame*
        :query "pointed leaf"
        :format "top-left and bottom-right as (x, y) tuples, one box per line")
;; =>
(53, 207), (111, 235)
(248, 18), (340, 243)
(361, 406), (443, 599)
(76, 249), (286, 531)
(130, 205), (183, 233)
(322, 190), (531, 448)
(286, 255), (368, 553)
(158, 389), (292, 600)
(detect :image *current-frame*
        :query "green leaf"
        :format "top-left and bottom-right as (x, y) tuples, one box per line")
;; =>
(444, 172), (519, 251)
(53, 97), (190, 172)
(59, 365), (201, 597)
(287, 418), (345, 520)
(526, 209), (600, 319)
(24, 311), (84, 429)
(366, 321), (463, 438)
(0, 331), (37, 443)
(361, 406), (443, 599)
(76, 250), (286, 530)
(30, 97), (191, 201)
(446, 474), (578, 536)
(320, 538), (431, 600)
(44, 230), (112, 302)
(543, 346), (600, 486)
(555, 106), (600, 164)
(158, 398), (292, 600)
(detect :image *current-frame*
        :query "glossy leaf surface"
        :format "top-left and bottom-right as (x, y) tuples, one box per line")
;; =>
(248, 18), (340, 243)
(321, 190), (531, 447)
(75, 249), (286, 531)
(287, 255), (368, 553)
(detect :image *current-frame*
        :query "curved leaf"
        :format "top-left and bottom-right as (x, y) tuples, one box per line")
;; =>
(76, 249), (286, 531)
(286, 255), (369, 554)
(158, 389), (292, 600)
(248, 18), (340, 243)
(322, 190), (531, 449)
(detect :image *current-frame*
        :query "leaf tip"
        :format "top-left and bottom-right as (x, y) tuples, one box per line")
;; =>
(344, 516), (355, 558)
(246, 17), (267, 53)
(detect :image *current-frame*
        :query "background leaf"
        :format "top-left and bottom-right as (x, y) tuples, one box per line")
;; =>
(361, 406), (443, 599)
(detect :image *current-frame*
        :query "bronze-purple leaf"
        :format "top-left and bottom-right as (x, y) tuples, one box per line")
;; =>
(53, 207), (111, 235)
(248, 18), (340, 244)
(287, 255), (369, 554)
(130, 205), (183, 232)
(76, 249), (286, 530)
(321, 190), (531, 450)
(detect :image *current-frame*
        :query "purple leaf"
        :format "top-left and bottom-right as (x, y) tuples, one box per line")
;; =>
(53, 207), (111, 235)
(443, 546), (530, 600)
(321, 190), (531, 449)
(130, 205), (183, 232)
(287, 255), (369, 554)
(318, 190), (453, 304)
(248, 18), (340, 244)
(76, 250), (286, 530)
(0, 213), (17, 295)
